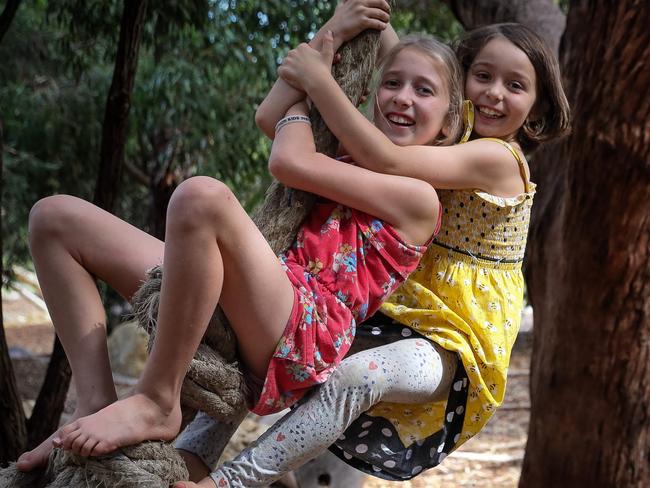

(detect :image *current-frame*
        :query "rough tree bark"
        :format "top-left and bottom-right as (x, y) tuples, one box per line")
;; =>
(22, 340), (71, 452)
(0, 0), (22, 44)
(0, 119), (28, 464)
(93, 0), (148, 211)
(443, 0), (565, 53)
(520, 1), (650, 486)
(25, 0), (150, 453)
(0, 1), (29, 464)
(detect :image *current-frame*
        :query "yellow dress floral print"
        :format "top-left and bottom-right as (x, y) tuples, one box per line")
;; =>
(384, 138), (533, 437)
(329, 139), (535, 480)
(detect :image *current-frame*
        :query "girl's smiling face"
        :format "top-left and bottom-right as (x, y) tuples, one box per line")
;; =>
(465, 36), (538, 143)
(374, 47), (451, 147)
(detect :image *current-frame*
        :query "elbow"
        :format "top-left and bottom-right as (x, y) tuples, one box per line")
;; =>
(268, 148), (294, 183)
(267, 151), (283, 179)
(379, 158), (399, 175)
(381, 144), (404, 174)
(355, 142), (400, 175)
(255, 106), (275, 139)
(371, 150), (400, 175)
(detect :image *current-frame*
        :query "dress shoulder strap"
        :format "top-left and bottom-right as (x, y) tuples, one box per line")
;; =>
(480, 138), (531, 193)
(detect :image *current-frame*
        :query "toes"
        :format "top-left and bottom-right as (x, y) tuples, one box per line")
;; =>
(58, 421), (79, 439)
(55, 422), (80, 448)
(70, 432), (90, 454)
(61, 428), (83, 451)
(16, 445), (50, 471)
(16, 452), (35, 471)
(16, 451), (32, 464)
(91, 440), (118, 457)
(78, 436), (99, 458)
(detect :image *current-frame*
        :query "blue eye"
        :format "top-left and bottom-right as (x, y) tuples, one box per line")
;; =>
(417, 86), (434, 96)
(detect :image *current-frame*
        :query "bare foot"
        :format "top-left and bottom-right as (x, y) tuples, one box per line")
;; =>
(173, 478), (217, 488)
(53, 393), (182, 457)
(16, 399), (115, 472)
(16, 428), (66, 472)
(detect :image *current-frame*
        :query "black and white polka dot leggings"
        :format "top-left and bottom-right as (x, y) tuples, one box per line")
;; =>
(195, 338), (456, 487)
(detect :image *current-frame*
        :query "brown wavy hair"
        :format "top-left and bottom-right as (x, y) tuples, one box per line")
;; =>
(456, 23), (571, 152)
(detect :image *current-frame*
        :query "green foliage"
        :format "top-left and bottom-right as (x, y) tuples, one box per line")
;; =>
(1, 0), (462, 270)
(391, 1), (463, 42)
(2, 152), (59, 277)
(554, 0), (570, 14)
(1, 1), (108, 270)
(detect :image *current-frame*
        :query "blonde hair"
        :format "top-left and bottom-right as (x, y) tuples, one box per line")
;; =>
(372, 35), (464, 146)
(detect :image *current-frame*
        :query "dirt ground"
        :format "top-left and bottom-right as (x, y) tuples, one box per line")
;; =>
(5, 290), (531, 488)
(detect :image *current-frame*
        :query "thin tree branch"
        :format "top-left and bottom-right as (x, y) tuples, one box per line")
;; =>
(124, 159), (150, 186)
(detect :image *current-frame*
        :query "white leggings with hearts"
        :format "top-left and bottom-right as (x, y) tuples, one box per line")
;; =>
(175, 338), (456, 487)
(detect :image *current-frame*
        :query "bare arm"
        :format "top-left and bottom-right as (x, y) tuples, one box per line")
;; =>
(268, 101), (439, 246)
(278, 38), (527, 197)
(378, 23), (399, 60)
(255, 0), (391, 139)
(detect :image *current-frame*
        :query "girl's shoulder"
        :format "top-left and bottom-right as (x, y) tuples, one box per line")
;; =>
(461, 138), (526, 163)
(460, 138), (532, 195)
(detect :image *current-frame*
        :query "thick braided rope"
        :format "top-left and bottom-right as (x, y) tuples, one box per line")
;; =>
(0, 443), (188, 487)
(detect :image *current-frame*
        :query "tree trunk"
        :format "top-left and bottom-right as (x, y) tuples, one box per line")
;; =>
(0, 119), (28, 465)
(520, 1), (650, 486)
(149, 167), (179, 240)
(0, 0), (21, 44)
(24, 338), (71, 450)
(0, 3), (28, 463)
(93, 0), (148, 211)
(444, 0), (565, 53)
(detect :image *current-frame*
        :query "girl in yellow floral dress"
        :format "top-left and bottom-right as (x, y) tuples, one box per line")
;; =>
(175, 21), (572, 488)
(272, 23), (571, 482)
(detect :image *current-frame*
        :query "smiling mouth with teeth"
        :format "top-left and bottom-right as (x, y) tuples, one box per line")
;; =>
(477, 106), (504, 119)
(386, 113), (415, 127)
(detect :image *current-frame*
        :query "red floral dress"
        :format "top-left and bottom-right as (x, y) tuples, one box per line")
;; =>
(252, 200), (440, 415)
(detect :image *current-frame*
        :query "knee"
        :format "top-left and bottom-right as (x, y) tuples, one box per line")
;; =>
(28, 195), (77, 245)
(167, 176), (235, 230)
(323, 359), (384, 411)
(329, 357), (382, 392)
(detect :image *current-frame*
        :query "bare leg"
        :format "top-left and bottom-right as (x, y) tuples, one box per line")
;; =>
(16, 195), (164, 470)
(56, 177), (295, 456)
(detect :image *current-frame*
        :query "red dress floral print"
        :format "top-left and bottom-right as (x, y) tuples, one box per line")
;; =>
(252, 200), (440, 415)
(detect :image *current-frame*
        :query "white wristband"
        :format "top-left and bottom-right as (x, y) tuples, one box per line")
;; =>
(275, 115), (311, 134)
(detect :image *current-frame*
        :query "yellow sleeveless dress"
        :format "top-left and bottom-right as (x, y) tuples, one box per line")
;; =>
(329, 139), (535, 480)
(374, 138), (534, 446)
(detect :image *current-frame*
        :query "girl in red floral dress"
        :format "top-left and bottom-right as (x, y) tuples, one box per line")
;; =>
(17, 13), (457, 475)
